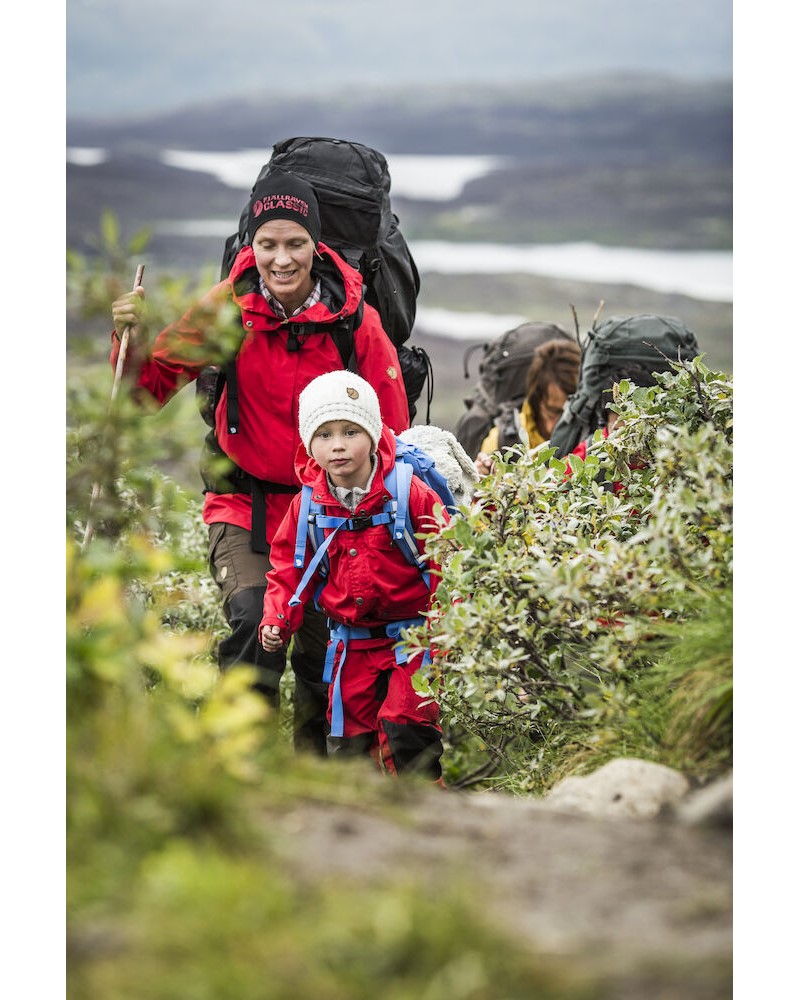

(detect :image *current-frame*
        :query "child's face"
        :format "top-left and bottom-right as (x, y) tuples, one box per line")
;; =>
(310, 420), (373, 489)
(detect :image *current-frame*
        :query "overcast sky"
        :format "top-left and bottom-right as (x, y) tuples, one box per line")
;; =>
(66, 0), (733, 119)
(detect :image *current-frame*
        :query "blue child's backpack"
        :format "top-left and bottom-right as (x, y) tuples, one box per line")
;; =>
(289, 436), (457, 608)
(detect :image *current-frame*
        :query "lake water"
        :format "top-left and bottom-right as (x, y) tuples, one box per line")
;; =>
(410, 241), (732, 302)
(68, 146), (733, 339)
(159, 148), (509, 200)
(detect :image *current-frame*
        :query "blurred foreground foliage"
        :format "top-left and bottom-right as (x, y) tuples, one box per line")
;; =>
(67, 224), (732, 997)
(68, 521), (591, 999)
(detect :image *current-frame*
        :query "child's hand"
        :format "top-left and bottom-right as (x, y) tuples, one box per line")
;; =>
(260, 624), (284, 652)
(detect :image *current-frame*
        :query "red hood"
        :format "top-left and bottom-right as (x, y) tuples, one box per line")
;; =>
(228, 241), (365, 323)
(294, 424), (398, 501)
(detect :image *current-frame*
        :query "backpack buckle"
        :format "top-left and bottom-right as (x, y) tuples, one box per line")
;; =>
(286, 323), (303, 351)
(348, 513), (373, 531)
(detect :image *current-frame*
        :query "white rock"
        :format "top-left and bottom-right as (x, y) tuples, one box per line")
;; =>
(543, 758), (690, 820)
(675, 770), (733, 828)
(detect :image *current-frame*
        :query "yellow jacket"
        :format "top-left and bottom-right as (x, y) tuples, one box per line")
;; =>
(479, 399), (546, 455)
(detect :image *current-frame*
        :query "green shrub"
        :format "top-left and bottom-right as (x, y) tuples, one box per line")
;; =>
(407, 359), (733, 792)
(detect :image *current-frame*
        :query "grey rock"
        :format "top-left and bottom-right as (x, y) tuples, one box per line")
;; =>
(542, 757), (691, 820)
(675, 770), (733, 828)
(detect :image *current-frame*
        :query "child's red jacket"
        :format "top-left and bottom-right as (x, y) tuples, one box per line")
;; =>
(260, 425), (448, 642)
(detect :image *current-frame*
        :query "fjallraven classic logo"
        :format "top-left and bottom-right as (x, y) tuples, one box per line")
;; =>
(346, 387), (359, 399)
(251, 194), (310, 220)
(387, 366), (398, 380)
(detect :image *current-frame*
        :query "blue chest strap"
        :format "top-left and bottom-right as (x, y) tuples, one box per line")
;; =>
(289, 460), (431, 609)
(289, 502), (394, 608)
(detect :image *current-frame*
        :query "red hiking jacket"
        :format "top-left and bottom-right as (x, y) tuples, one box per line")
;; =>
(110, 243), (410, 540)
(565, 426), (609, 469)
(260, 426), (448, 642)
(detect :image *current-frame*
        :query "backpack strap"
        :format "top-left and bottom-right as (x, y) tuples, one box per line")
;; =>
(293, 485), (315, 570)
(385, 459), (431, 588)
(393, 437), (458, 515)
(289, 513), (347, 608)
(288, 499), (394, 609)
(291, 486), (337, 608)
(328, 292), (364, 373)
(223, 355), (241, 435)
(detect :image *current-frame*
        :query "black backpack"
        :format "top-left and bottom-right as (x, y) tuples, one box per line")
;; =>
(454, 321), (572, 459)
(216, 136), (431, 422)
(549, 313), (700, 458)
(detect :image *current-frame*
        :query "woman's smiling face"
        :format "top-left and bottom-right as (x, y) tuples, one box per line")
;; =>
(251, 218), (315, 314)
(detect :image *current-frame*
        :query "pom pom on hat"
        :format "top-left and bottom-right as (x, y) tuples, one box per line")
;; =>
(247, 170), (321, 245)
(299, 371), (383, 454)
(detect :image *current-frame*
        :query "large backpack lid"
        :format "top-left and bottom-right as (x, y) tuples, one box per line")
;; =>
(549, 314), (700, 458)
(269, 137), (393, 243)
(220, 136), (420, 349)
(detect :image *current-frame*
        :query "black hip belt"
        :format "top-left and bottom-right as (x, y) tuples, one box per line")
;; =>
(244, 475), (299, 554)
(200, 430), (299, 552)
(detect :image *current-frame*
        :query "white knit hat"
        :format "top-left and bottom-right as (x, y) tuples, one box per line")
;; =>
(299, 370), (383, 453)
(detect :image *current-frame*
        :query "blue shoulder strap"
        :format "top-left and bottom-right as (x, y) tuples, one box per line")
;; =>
(393, 437), (458, 515)
(289, 510), (349, 607)
(387, 460), (410, 542)
(291, 485), (333, 608)
(293, 485), (314, 569)
(386, 458), (431, 588)
(290, 454), (434, 609)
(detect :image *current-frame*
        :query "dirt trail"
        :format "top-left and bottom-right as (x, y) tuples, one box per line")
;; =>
(270, 786), (732, 999)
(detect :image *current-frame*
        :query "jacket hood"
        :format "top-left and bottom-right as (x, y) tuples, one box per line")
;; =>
(294, 424), (398, 503)
(228, 241), (365, 323)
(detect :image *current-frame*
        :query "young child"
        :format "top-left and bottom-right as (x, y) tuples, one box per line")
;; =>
(259, 370), (447, 780)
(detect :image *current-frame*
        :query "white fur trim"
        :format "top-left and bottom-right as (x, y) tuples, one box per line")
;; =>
(398, 425), (479, 506)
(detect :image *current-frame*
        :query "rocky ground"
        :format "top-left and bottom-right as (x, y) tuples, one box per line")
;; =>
(267, 761), (733, 999)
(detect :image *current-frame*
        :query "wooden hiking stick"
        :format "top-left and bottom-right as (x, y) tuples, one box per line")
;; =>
(80, 264), (145, 549)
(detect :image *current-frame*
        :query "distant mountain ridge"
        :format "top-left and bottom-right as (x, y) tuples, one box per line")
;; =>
(67, 74), (731, 160)
(67, 76), (732, 258)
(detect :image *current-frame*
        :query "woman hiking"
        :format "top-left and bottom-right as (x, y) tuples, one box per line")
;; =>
(110, 170), (409, 755)
(475, 337), (581, 475)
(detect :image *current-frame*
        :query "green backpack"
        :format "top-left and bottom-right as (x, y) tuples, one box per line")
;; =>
(549, 314), (700, 458)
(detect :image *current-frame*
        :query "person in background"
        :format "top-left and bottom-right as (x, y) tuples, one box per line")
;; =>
(454, 321), (571, 460)
(260, 371), (446, 781)
(475, 338), (581, 476)
(110, 171), (409, 755)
